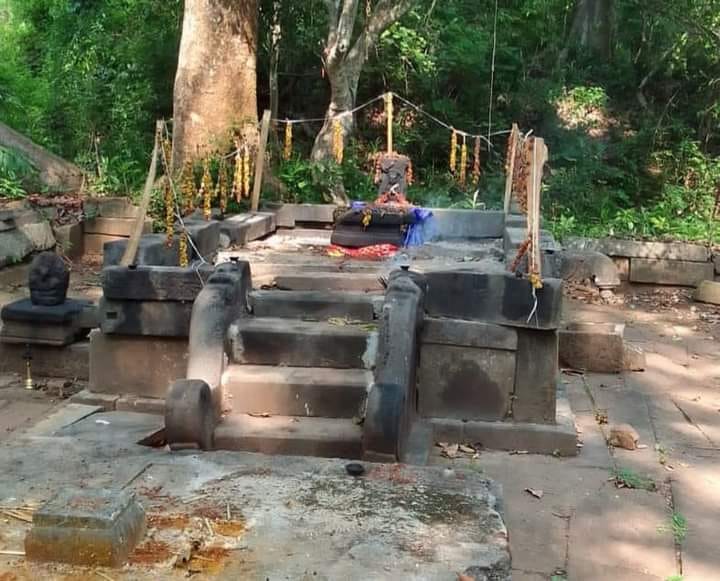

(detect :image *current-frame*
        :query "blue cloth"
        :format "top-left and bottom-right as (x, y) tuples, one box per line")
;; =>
(348, 202), (434, 247)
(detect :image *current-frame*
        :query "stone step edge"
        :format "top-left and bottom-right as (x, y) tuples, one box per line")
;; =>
(70, 390), (164, 415)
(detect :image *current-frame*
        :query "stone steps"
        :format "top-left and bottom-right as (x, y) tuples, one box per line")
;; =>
(228, 317), (377, 369)
(222, 364), (370, 418)
(213, 414), (362, 459)
(249, 289), (379, 321)
(273, 272), (385, 292)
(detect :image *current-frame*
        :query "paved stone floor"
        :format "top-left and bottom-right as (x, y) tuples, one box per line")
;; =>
(1, 257), (719, 580)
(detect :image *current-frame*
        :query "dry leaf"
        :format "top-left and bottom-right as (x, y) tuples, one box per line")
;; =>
(459, 444), (475, 454)
(509, 450), (529, 455)
(249, 412), (270, 418)
(525, 488), (544, 499)
(442, 444), (460, 459)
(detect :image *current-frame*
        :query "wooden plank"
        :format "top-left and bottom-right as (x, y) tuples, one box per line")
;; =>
(503, 123), (519, 215)
(251, 110), (272, 212)
(120, 121), (161, 266)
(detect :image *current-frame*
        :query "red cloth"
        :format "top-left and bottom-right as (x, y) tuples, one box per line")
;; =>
(327, 244), (398, 260)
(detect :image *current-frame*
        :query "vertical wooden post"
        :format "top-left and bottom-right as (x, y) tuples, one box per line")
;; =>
(385, 92), (394, 154)
(251, 109), (272, 212)
(503, 123), (520, 215)
(120, 120), (162, 266)
(527, 137), (548, 279)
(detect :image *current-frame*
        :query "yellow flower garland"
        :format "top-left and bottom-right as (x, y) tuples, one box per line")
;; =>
(449, 129), (457, 173)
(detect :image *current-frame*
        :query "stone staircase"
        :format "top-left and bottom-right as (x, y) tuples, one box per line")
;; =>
(213, 288), (380, 459)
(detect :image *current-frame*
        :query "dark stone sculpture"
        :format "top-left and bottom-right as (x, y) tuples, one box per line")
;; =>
(28, 252), (69, 306)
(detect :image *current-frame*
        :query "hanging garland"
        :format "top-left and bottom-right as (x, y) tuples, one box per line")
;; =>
(217, 158), (228, 213)
(242, 144), (251, 198)
(283, 121), (293, 160)
(232, 147), (243, 202)
(178, 231), (189, 267)
(459, 135), (468, 187)
(180, 161), (196, 215)
(164, 180), (174, 247)
(200, 157), (213, 220)
(472, 136), (481, 185)
(332, 119), (344, 164)
(449, 129), (458, 173)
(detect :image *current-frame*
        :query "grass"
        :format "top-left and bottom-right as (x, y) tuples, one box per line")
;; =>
(658, 512), (688, 544)
(612, 467), (656, 491)
(666, 576), (684, 581)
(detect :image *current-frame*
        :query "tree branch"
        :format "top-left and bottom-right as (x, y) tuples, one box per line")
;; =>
(347, 0), (415, 65)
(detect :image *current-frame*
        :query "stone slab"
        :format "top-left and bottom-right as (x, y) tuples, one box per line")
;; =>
(102, 264), (214, 301)
(219, 212), (277, 245)
(70, 389), (120, 411)
(330, 224), (405, 248)
(249, 289), (376, 321)
(1, 297), (93, 324)
(273, 203), (337, 228)
(559, 322), (626, 373)
(274, 272), (385, 292)
(612, 256), (630, 281)
(103, 233), (180, 267)
(89, 330), (188, 398)
(557, 250), (621, 288)
(84, 217), (152, 237)
(222, 364), (370, 418)
(0, 320), (79, 346)
(421, 317), (518, 350)
(98, 298), (194, 336)
(713, 252), (720, 275)
(693, 279), (720, 305)
(85, 233), (128, 256)
(430, 386), (577, 455)
(0, 228), (33, 267)
(429, 209), (505, 240)
(116, 395), (165, 415)
(84, 196), (141, 219)
(504, 227), (561, 253)
(53, 222), (83, 258)
(181, 219), (221, 260)
(0, 341), (89, 379)
(629, 257), (713, 286)
(25, 488), (146, 567)
(228, 317), (376, 369)
(424, 270), (563, 330)
(24, 403), (103, 436)
(513, 329), (558, 424)
(570, 237), (710, 262)
(19, 221), (56, 251)
(418, 344), (515, 421)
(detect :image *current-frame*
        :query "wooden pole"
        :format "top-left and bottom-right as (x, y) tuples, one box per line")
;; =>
(251, 109), (272, 212)
(120, 121), (161, 267)
(503, 123), (519, 215)
(385, 93), (394, 154)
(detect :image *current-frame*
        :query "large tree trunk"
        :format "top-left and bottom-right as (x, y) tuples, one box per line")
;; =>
(567, 0), (613, 59)
(310, 0), (415, 162)
(172, 0), (258, 170)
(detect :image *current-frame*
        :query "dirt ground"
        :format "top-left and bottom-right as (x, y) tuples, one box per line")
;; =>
(1, 260), (719, 580)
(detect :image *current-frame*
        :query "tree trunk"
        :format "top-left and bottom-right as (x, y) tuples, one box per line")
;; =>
(567, 0), (613, 59)
(172, 0), (258, 170)
(268, 0), (282, 123)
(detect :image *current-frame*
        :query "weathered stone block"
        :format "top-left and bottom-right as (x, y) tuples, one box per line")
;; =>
(85, 233), (128, 256)
(629, 258), (713, 287)
(182, 219), (220, 260)
(250, 289), (376, 321)
(1, 297), (91, 324)
(103, 234), (180, 266)
(0, 341), (89, 380)
(513, 329), (558, 424)
(418, 344), (515, 421)
(422, 317), (517, 350)
(694, 279), (720, 305)
(274, 203), (337, 227)
(0, 320), (78, 346)
(89, 330), (187, 397)
(25, 489), (145, 567)
(274, 272), (385, 292)
(504, 227), (561, 253)
(568, 237), (710, 262)
(54, 222), (84, 258)
(559, 322), (626, 373)
(430, 209), (505, 239)
(116, 395), (165, 415)
(220, 212), (277, 245)
(70, 389), (120, 411)
(98, 298), (194, 336)
(424, 270), (563, 330)
(0, 228), (33, 267)
(84, 196), (140, 219)
(20, 221), (56, 251)
(556, 250), (620, 288)
(713, 252), (720, 275)
(612, 256), (630, 281)
(102, 264), (214, 301)
(84, 217), (152, 237)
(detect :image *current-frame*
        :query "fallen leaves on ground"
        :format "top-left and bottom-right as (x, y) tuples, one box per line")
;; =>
(524, 488), (544, 499)
(436, 442), (480, 459)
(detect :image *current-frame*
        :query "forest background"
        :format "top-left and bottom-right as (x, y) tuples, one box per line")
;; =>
(1, 0), (720, 242)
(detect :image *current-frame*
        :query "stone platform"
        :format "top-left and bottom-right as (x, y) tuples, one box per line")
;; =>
(0, 406), (511, 580)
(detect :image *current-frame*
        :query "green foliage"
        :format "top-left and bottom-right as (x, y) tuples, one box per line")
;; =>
(0, 145), (36, 198)
(612, 467), (656, 491)
(658, 512), (689, 544)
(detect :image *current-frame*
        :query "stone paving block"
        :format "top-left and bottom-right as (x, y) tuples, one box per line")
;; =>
(89, 330), (187, 398)
(418, 344), (515, 421)
(102, 264), (214, 301)
(25, 403), (103, 436)
(424, 270), (563, 330)
(116, 395), (165, 415)
(0, 400), (57, 439)
(513, 329), (558, 423)
(559, 322), (626, 373)
(274, 272), (385, 292)
(430, 209), (505, 239)
(98, 297), (194, 336)
(421, 317), (518, 351)
(84, 217), (152, 237)
(630, 257), (713, 286)
(70, 389), (119, 411)
(693, 279), (720, 305)
(25, 488), (146, 567)
(53, 222), (83, 258)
